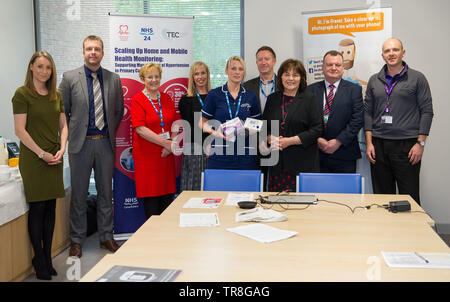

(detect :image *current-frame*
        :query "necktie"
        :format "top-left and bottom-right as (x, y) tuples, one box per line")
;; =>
(91, 72), (105, 130)
(323, 84), (335, 125)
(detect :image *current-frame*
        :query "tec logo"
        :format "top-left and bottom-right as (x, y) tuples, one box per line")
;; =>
(162, 29), (186, 39)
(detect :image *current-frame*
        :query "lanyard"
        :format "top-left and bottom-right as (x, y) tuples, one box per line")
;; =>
(224, 87), (242, 120)
(383, 81), (399, 114)
(260, 76), (275, 98)
(195, 91), (204, 106)
(143, 89), (164, 129)
(384, 65), (407, 114)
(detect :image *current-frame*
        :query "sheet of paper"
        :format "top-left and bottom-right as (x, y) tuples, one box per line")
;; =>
(183, 198), (222, 209)
(381, 251), (450, 269)
(236, 207), (287, 223)
(225, 193), (254, 206)
(226, 224), (297, 243)
(179, 213), (220, 227)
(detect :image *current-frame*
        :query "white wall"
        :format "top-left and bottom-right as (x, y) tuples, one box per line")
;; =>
(244, 0), (450, 232)
(0, 0), (35, 143)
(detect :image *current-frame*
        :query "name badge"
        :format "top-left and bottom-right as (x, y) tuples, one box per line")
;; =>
(381, 115), (393, 124)
(159, 131), (170, 140)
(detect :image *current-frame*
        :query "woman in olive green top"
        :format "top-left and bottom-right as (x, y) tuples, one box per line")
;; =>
(12, 51), (68, 280)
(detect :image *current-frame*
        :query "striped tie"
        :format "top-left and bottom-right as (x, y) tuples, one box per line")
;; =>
(91, 72), (105, 130)
(323, 84), (335, 125)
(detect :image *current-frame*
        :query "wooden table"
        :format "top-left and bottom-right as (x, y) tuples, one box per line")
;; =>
(81, 191), (450, 282)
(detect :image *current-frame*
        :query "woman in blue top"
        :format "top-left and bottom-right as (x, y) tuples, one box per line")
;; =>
(200, 56), (260, 170)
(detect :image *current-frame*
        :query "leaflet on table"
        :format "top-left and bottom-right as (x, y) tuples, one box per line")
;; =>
(236, 207), (287, 223)
(225, 193), (254, 206)
(226, 224), (297, 243)
(381, 251), (450, 269)
(183, 197), (223, 208)
(96, 265), (182, 282)
(179, 213), (220, 227)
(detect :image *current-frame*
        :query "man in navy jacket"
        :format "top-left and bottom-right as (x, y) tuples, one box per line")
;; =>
(307, 50), (363, 173)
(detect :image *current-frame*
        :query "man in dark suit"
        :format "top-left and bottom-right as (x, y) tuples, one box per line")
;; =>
(243, 45), (277, 114)
(243, 46), (277, 189)
(306, 50), (363, 173)
(59, 35), (124, 257)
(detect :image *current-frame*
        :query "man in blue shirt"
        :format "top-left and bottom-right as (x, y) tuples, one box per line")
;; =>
(60, 35), (124, 257)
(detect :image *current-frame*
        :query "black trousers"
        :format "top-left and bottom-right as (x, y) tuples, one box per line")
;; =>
(320, 156), (357, 173)
(370, 137), (421, 205)
(143, 194), (174, 219)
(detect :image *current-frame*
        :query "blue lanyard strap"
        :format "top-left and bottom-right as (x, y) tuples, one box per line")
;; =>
(259, 75), (275, 98)
(224, 89), (242, 120)
(143, 89), (164, 128)
(195, 91), (204, 106)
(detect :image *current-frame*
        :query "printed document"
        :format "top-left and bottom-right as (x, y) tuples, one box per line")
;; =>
(179, 213), (220, 227)
(183, 197), (222, 209)
(225, 193), (254, 206)
(381, 251), (450, 269)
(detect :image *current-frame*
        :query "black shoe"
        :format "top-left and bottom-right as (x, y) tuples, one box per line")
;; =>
(50, 267), (57, 276)
(32, 257), (52, 281)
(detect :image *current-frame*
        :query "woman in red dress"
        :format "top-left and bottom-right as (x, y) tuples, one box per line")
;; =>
(131, 63), (178, 219)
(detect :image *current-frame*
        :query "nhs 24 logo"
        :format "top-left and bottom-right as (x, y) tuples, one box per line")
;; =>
(140, 27), (154, 41)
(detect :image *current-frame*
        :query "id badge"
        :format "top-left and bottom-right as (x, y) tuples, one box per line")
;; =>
(159, 131), (170, 140)
(381, 115), (393, 124)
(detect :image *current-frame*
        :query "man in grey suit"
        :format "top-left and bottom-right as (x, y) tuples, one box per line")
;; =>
(59, 35), (124, 257)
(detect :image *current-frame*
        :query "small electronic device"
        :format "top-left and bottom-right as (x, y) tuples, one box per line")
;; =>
(237, 201), (257, 209)
(7, 142), (20, 158)
(244, 118), (263, 132)
(388, 201), (411, 213)
(264, 194), (318, 205)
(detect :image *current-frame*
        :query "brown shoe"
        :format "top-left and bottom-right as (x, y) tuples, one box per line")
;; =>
(69, 242), (82, 258)
(100, 239), (120, 253)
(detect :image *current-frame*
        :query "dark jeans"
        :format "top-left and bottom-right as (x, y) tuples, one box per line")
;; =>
(370, 137), (421, 204)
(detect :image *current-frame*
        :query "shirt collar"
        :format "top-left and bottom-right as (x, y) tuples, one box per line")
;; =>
(222, 83), (246, 94)
(384, 61), (407, 80)
(84, 65), (103, 78)
(324, 79), (341, 90)
(260, 74), (276, 85)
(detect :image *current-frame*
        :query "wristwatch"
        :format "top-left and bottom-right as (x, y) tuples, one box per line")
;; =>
(38, 151), (45, 159)
(417, 140), (425, 147)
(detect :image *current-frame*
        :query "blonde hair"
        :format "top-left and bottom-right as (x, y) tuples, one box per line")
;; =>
(187, 61), (211, 97)
(225, 56), (246, 77)
(139, 63), (162, 79)
(24, 51), (58, 102)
